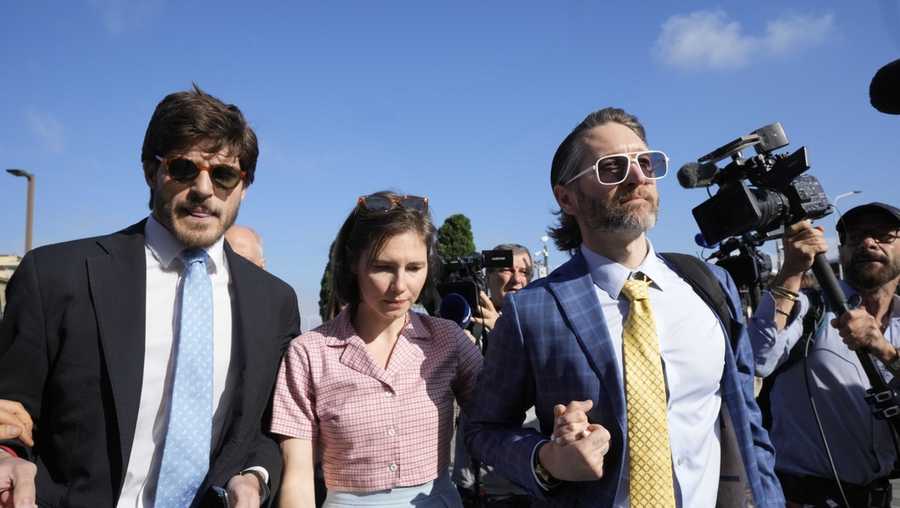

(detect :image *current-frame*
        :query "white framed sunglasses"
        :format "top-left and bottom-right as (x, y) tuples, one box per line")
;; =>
(564, 150), (669, 186)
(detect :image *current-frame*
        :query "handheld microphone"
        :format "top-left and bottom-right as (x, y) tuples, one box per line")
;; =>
(439, 293), (472, 328)
(677, 162), (719, 189)
(870, 58), (900, 114)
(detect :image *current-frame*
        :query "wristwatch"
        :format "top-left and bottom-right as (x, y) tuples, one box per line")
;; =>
(533, 443), (561, 489)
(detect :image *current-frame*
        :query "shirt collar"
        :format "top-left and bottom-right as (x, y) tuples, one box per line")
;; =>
(842, 281), (900, 320)
(145, 214), (224, 273)
(580, 239), (667, 299)
(326, 307), (432, 346)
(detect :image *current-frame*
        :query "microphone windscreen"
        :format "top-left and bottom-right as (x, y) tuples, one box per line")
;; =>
(678, 163), (700, 188)
(439, 293), (472, 328)
(677, 162), (718, 189)
(870, 58), (900, 114)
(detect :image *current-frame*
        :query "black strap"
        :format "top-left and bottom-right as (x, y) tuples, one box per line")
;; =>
(659, 252), (741, 350)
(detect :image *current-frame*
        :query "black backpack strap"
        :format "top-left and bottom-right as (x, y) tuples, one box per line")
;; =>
(659, 252), (741, 350)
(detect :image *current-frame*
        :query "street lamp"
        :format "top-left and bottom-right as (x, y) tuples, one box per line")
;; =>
(540, 235), (550, 277)
(831, 190), (862, 280)
(6, 169), (35, 253)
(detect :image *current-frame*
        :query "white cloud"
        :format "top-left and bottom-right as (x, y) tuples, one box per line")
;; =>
(655, 11), (754, 70)
(655, 10), (835, 71)
(88, 0), (164, 35)
(25, 110), (65, 153)
(763, 13), (834, 55)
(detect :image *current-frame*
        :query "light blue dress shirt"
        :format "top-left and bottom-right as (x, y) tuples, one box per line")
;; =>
(580, 242), (725, 508)
(749, 284), (900, 485)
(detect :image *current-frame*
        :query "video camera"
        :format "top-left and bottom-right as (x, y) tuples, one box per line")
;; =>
(678, 122), (831, 247)
(437, 249), (513, 327)
(678, 123), (832, 309)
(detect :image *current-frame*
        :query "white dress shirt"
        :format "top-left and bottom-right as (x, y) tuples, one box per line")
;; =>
(117, 215), (233, 508)
(581, 241), (725, 508)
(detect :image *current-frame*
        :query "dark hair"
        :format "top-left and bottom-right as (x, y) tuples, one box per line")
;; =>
(141, 84), (259, 208)
(547, 107), (647, 253)
(331, 191), (438, 311)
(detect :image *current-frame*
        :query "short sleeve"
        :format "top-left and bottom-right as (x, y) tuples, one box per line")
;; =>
(452, 327), (484, 409)
(270, 337), (318, 440)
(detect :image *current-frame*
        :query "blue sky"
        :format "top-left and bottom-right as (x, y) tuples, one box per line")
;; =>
(2, 1), (898, 328)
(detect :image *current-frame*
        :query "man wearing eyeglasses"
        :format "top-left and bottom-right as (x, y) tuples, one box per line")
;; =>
(0, 86), (300, 508)
(464, 107), (783, 507)
(750, 202), (900, 508)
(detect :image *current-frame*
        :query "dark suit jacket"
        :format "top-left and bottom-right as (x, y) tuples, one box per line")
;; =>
(0, 220), (301, 507)
(463, 251), (784, 507)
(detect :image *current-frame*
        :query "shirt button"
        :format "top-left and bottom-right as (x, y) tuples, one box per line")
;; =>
(385, 391), (395, 398)
(388, 463), (398, 472)
(387, 427), (396, 437)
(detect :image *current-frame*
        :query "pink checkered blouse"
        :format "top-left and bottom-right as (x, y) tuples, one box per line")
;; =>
(270, 309), (483, 492)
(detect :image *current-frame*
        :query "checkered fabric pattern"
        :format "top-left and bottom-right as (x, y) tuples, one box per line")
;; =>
(270, 309), (483, 492)
(621, 274), (676, 508)
(155, 249), (214, 508)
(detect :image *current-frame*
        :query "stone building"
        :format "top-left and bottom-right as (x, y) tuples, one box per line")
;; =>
(0, 254), (22, 319)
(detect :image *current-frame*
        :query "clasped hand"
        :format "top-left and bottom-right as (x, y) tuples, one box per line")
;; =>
(538, 399), (612, 482)
(0, 400), (35, 508)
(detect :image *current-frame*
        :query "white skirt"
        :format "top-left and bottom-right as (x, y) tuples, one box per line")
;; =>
(323, 472), (462, 508)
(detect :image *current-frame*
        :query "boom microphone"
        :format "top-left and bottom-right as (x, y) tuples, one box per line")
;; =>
(677, 162), (719, 189)
(870, 58), (900, 114)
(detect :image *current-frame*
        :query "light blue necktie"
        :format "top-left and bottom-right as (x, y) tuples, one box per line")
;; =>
(156, 248), (214, 507)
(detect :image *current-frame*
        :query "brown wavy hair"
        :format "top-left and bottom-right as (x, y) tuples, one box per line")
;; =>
(141, 84), (259, 208)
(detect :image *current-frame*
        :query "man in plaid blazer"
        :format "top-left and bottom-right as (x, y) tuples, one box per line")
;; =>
(464, 107), (783, 507)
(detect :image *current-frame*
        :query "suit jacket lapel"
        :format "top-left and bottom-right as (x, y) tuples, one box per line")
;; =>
(87, 221), (148, 483)
(547, 252), (626, 431)
(212, 245), (273, 457)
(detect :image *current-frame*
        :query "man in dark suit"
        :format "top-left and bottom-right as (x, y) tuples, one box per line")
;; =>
(0, 86), (300, 507)
(464, 107), (783, 507)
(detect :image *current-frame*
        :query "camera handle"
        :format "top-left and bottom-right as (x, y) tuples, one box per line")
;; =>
(811, 254), (900, 431)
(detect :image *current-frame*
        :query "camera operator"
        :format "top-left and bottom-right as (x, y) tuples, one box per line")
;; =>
(453, 243), (536, 507)
(749, 202), (900, 508)
(470, 244), (533, 333)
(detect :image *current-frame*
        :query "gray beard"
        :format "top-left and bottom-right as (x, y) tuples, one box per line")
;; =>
(577, 187), (659, 234)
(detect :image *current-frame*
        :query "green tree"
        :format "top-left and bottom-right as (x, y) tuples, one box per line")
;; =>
(437, 213), (476, 259)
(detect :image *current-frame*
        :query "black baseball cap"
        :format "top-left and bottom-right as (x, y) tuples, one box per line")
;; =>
(836, 202), (900, 239)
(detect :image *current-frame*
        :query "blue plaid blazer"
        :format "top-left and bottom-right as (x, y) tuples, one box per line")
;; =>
(463, 250), (783, 507)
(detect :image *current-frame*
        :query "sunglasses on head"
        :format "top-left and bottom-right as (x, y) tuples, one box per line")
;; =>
(155, 155), (246, 190)
(357, 194), (428, 213)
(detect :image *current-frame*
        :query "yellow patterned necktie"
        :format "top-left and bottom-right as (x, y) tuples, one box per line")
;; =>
(621, 274), (676, 508)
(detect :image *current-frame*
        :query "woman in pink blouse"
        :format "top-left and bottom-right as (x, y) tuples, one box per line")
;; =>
(272, 191), (483, 507)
